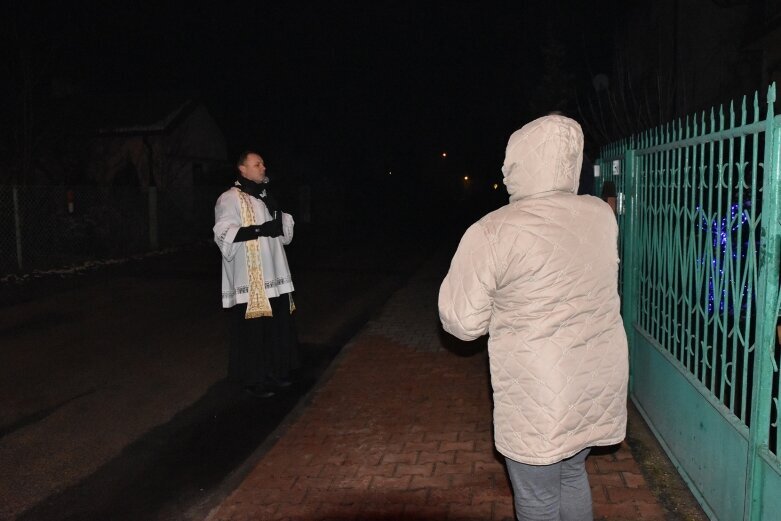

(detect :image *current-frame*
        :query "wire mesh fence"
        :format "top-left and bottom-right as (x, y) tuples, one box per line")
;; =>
(0, 184), (226, 274)
(0, 172), (452, 278)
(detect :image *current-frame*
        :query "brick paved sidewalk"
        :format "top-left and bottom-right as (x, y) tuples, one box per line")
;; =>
(205, 252), (702, 521)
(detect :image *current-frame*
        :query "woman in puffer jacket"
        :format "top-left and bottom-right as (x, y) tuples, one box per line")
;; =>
(438, 115), (628, 521)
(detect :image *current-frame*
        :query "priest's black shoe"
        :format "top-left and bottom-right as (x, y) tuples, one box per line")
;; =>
(243, 385), (276, 398)
(266, 375), (293, 390)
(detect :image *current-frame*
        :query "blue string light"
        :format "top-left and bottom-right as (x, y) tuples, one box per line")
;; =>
(696, 202), (752, 315)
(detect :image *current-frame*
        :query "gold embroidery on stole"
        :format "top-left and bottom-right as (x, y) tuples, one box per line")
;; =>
(237, 190), (273, 318)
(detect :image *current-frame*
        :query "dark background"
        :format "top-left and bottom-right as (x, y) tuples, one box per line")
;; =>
(1, 1), (619, 187)
(2, 1), (772, 273)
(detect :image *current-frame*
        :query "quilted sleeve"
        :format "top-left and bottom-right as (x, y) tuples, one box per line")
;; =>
(438, 222), (496, 341)
(213, 191), (242, 261)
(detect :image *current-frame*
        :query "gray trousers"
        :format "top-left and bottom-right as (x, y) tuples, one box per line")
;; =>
(505, 448), (593, 521)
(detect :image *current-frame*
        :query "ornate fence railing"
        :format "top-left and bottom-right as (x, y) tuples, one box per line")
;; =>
(597, 84), (781, 520)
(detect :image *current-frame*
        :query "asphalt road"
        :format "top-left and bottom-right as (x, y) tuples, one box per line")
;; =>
(0, 228), (442, 521)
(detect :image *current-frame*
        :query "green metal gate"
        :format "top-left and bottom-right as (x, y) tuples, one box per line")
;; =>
(596, 84), (781, 521)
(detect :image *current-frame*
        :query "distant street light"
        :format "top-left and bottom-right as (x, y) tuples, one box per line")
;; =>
(441, 152), (448, 158)
(463, 176), (469, 181)
(493, 183), (499, 190)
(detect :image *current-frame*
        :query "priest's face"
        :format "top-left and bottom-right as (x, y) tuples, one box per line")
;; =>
(239, 153), (266, 182)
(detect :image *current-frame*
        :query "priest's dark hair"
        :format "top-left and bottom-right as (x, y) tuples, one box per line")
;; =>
(236, 150), (262, 169)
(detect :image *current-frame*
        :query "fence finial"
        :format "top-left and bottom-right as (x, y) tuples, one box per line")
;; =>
(710, 107), (716, 135)
(754, 91), (760, 123)
(729, 100), (735, 130)
(768, 83), (776, 105)
(741, 95), (747, 126)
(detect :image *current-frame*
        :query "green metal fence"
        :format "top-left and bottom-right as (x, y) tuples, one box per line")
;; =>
(597, 84), (781, 521)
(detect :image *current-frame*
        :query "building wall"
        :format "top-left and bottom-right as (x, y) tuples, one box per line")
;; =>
(162, 104), (228, 190)
(88, 103), (228, 189)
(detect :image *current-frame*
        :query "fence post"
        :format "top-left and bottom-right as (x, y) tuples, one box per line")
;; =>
(12, 185), (23, 270)
(621, 148), (638, 392)
(745, 84), (780, 521)
(148, 186), (159, 250)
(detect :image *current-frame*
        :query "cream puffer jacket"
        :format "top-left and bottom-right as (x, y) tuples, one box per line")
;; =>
(439, 115), (628, 465)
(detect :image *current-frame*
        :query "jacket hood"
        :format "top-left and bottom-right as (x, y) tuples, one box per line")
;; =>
(502, 115), (583, 202)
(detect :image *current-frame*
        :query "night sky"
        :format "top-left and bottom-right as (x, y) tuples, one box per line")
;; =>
(4, 1), (620, 182)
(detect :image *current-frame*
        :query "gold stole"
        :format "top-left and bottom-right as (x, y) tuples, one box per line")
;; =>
(237, 188), (296, 318)
(237, 190), (273, 318)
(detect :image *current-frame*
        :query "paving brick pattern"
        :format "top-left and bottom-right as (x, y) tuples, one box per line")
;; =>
(206, 254), (680, 521)
(363, 251), (451, 352)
